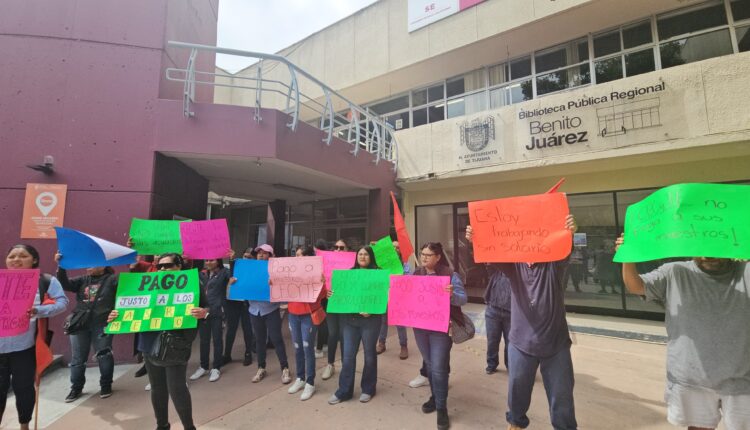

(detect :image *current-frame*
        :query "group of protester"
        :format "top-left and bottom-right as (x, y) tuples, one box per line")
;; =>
(2, 207), (749, 430)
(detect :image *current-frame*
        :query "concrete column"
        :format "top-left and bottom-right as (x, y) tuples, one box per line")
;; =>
(266, 199), (286, 256)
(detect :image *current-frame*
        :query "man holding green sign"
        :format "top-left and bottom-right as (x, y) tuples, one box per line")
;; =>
(615, 183), (750, 430)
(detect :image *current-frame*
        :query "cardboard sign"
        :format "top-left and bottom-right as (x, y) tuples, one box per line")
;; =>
(227, 259), (270, 301)
(372, 236), (405, 275)
(614, 183), (750, 262)
(0, 269), (39, 337)
(469, 193), (571, 263)
(129, 218), (185, 255)
(268, 256), (324, 303)
(327, 269), (390, 314)
(180, 219), (231, 259)
(316, 250), (356, 290)
(388, 275), (450, 333)
(20, 183), (67, 239)
(105, 269), (200, 334)
(55, 227), (136, 269)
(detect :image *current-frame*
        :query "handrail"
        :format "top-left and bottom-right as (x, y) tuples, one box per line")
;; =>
(165, 41), (397, 171)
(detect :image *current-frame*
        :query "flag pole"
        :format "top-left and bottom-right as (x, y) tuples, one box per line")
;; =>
(33, 379), (41, 430)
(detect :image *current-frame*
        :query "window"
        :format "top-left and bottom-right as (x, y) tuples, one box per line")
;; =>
(594, 31), (621, 58)
(535, 38), (590, 95)
(660, 29), (733, 68)
(446, 69), (486, 118)
(657, 2), (727, 40)
(738, 25), (750, 51)
(488, 56), (533, 109)
(593, 20), (655, 84)
(368, 95), (408, 116)
(732, 0), (750, 21)
(625, 48), (656, 77)
(623, 21), (653, 49)
(658, 2), (733, 68)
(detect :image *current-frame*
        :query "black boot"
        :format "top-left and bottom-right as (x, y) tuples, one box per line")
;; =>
(437, 408), (450, 430)
(421, 396), (436, 413)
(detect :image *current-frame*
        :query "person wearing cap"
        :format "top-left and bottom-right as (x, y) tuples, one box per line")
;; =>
(246, 244), (291, 385)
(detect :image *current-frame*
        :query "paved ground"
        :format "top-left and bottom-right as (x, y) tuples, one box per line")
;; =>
(3, 305), (720, 430)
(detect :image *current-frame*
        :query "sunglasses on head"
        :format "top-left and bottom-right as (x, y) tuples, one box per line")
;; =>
(334, 245), (346, 251)
(156, 262), (177, 270)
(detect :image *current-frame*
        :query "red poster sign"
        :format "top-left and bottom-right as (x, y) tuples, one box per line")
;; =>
(20, 183), (67, 239)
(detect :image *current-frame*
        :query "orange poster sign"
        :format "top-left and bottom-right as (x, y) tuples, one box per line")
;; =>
(468, 193), (571, 263)
(20, 183), (67, 239)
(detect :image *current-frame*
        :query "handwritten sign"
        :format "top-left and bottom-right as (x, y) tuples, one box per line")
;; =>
(129, 218), (184, 255)
(227, 259), (270, 301)
(372, 237), (404, 275)
(268, 256), (324, 303)
(316, 250), (356, 290)
(0, 269), (39, 337)
(180, 219), (230, 259)
(105, 269), (200, 334)
(469, 193), (571, 263)
(327, 269), (390, 314)
(614, 183), (750, 262)
(388, 275), (450, 332)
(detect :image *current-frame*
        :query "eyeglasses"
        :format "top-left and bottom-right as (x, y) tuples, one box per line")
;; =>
(156, 262), (177, 270)
(334, 246), (346, 251)
(420, 252), (436, 258)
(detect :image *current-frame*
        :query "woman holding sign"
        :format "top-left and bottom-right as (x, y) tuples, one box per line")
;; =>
(190, 258), (229, 383)
(413, 242), (467, 430)
(328, 245), (382, 405)
(1, 245), (68, 430)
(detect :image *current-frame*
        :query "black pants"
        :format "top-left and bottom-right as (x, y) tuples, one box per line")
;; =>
(223, 300), (254, 357)
(316, 299), (329, 350)
(249, 309), (288, 369)
(144, 356), (195, 430)
(199, 315), (223, 370)
(0, 347), (36, 425)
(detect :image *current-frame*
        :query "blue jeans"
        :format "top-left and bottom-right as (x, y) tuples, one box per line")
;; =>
(249, 309), (288, 369)
(485, 305), (511, 371)
(378, 311), (407, 346)
(413, 328), (452, 410)
(288, 313), (317, 385)
(69, 324), (114, 390)
(336, 315), (380, 400)
(506, 343), (577, 430)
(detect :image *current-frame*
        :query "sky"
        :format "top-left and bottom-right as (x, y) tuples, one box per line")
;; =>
(216, 0), (378, 73)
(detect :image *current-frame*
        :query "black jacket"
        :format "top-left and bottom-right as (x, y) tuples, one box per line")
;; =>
(56, 268), (118, 327)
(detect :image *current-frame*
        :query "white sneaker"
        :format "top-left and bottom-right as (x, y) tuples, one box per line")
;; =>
(321, 364), (335, 380)
(314, 349), (325, 359)
(190, 367), (207, 381)
(288, 378), (305, 394)
(281, 368), (292, 384)
(209, 368), (221, 382)
(145, 383), (151, 391)
(252, 368), (267, 383)
(409, 374), (429, 388)
(300, 383), (315, 401)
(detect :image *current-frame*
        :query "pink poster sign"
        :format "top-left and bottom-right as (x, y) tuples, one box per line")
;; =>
(268, 256), (324, 303)
(315, 250), (356, 291)
(388, 275), (450, 333)
(0, 269), (39, 338)
(179, 219), (231, 259)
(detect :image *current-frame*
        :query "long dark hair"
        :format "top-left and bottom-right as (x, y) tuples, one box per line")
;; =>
(7, 244), (40, 268)
(421, 242), (450, 268)
(299, 245), (315, 257)
(159, 253), (184, 268)
(351, 245), (378, 269)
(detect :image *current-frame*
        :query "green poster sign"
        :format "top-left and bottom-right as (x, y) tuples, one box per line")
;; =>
(327, 269), (390, 314)
(614, 183), (750, 262)
(372, 236), (404, 275)
(129, 218), (185, 255)
(105, 269), (200, 334)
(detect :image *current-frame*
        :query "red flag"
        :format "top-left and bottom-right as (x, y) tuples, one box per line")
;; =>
(546, 178), (566, 194)
(35, 318), (53, 383)
(390, 191), (414, 263)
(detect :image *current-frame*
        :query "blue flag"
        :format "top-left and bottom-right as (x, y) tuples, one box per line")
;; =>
(228, 259), (270, 301)
(54, 227), (136, 269)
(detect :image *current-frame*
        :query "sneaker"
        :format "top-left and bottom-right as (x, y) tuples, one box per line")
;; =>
(437, 408), (450, 430)
(252, 368), (267, 383)
(314, 349), (325, 359)
(281, 368), (292, 384)
(209, 369), (221, 382)
(189, 367), (207, 381)
(359, 393), (372, 403)
(222, 355), (233, 364)
(486, 367), (497, 375)
(65, 389), (82, 403)
(145, 384), (151, 391)
(399, 346), (409, 360)
(409, 374), (429, 388)
(288, 378), (305, 394)
(99, 386), (112, 399)
(376, 341), (386, 354)
(327, 394), (342, 405)
(134, 365), (147, 378)
(321, 364), (335, 380)
(421, 396), (436, 414)
(243, 353), (253, 366)
(300, 383), (315, 401)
